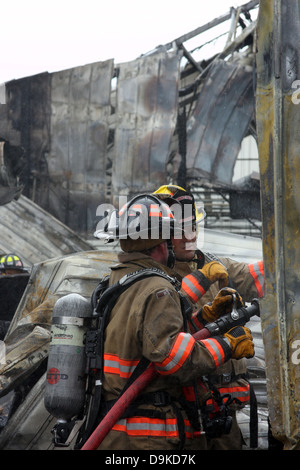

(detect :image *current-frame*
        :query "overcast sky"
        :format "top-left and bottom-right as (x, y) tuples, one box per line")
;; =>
(1, 0), (245, 85)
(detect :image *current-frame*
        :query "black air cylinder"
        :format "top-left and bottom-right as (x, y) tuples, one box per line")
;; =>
(44, 293), (92, 421)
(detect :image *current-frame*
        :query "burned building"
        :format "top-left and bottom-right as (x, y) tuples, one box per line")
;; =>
(0, 0), (260, 239)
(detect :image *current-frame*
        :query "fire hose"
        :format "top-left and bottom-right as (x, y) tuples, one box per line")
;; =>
(81, 298), (260, 450)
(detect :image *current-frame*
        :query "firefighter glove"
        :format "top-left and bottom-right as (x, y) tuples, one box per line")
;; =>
(181, 261), (229, 304)
(200, 261), (229, 289)
(224, 326), (254, 359)
(201, 288), (244, 322)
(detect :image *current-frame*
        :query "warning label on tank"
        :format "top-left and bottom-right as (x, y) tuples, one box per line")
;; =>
(50, 324), (86, 347)
(47, 367), (68, 384)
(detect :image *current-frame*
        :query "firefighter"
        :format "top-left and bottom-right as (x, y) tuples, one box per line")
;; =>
(153, 184), (264, 450)
(93, 193), (254, 451)
(0, 253), (30, 338)
(0, 254), (28, 275)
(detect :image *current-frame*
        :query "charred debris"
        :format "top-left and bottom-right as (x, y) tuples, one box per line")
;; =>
(0, 0), (260, 255)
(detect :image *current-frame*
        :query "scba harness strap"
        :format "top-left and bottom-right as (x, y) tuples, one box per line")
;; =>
(92, 267), (180, 313)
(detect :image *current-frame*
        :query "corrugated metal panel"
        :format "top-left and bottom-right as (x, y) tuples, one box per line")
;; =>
(0, 186), (22, 206)
(111, 50), (181, 200)
(4, 73), (52, 196)
(0, 141), (24, 206)
(0, 195), (93, 267)
(256, 0), (300, 449)
(48, 60), (114, 234)
(3, 61), (114, 237)
(186, 59), (255, 185)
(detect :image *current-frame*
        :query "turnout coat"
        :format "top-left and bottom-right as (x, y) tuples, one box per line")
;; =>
(98, 251), (233, 451)
(176, 250), (264, 450)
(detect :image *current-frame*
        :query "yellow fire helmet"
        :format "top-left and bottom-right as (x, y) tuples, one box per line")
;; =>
(153, 185), (205, 224)
(0, 253), (24, 272)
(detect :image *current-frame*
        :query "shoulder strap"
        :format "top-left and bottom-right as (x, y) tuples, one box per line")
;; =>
(91, 275), (110, 312)
(93, 267), (180, 317)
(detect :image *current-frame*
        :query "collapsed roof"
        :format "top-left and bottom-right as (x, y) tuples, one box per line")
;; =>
(0, 195), (93, 267)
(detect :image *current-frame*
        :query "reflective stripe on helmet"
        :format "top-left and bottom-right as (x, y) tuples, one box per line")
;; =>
(94, 194), (175, 243)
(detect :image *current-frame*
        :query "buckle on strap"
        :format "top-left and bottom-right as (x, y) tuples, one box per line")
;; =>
(153, 391), (171, 406)
(206, 373), (232, 385)
(222, 373), (232, 384)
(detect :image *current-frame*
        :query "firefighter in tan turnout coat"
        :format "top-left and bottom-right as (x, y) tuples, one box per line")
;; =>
(153, 185), (265, 450)
(93, 193), (255, 451)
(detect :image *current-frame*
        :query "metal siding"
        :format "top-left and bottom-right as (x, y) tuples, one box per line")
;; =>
(112, 50), (180, 200)
(49, 60), (114, 234)
(186, 59), (255, 185)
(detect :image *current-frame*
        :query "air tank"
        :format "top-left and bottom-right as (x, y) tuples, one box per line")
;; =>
(44, 293), (92, 421)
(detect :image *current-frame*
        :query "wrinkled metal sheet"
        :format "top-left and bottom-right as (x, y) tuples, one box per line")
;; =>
(186, 59), (255, 185)
(0, 186), (22, 206)
(256, 0), (300, 449)
(4, 73), (52, 193)
(4, 61), (114, 236)
(111, 50), (180, 200)
(0, 141), (24, 206)
(49, 60), (114, 233)
(0, 195), (93, 267)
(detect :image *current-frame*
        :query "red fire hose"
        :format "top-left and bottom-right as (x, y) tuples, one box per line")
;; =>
(81, 326), (211, 450)
(81, 298), (260, 450)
